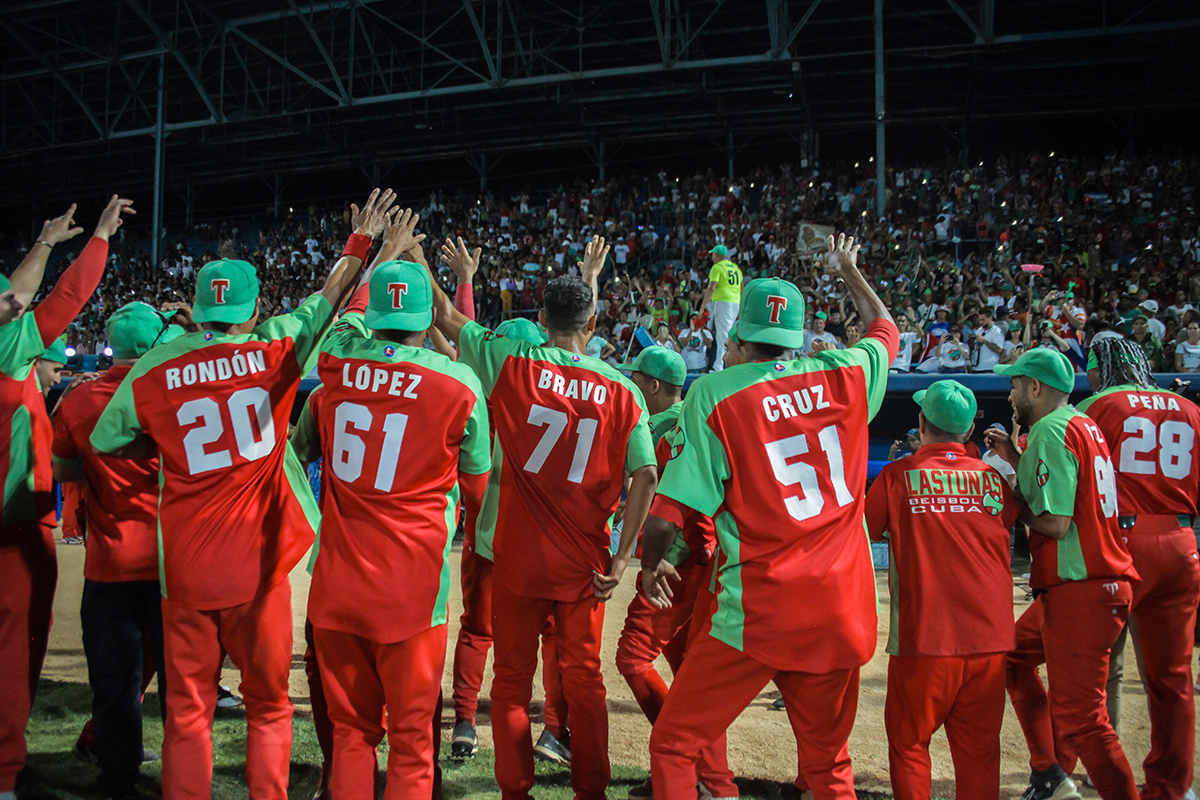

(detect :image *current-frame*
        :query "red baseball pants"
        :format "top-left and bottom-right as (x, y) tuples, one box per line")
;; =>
(1006, 578), (1138, 800)
(450, 549), (567, 732)
(1125, 516), (1200, 800)
(304, 620), (335, 776)
(491, 580), (607, 800)
(650, 631), (859, 800)
(161, 579), (294, 800)
(313, 624), (447, 800)
(885, 654), (1006, 800)
(616, 563), (737, 798)
(0, 526), (57, 792)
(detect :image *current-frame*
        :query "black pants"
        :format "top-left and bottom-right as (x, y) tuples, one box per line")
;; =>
(80, 579), (165, 795)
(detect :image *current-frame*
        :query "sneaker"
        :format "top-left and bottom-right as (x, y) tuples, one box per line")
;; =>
(770, 698), (786, 711)
(533, 729), (571, 765)
(141, 747), (158, 763)
(450, 719), (478, 758)
(62, 535), (84, 545)
(72, 739), (99, 764)
(216, 685), (242, 708)
(1020, 766), (1081, 800)
(627, 779), (654, 799)
(1184, 791), (1198, 800)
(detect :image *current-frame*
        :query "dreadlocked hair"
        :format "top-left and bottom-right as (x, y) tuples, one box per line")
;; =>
(1092, 336), (1156, 392)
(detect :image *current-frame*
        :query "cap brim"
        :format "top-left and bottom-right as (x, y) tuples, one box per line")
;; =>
(913, 389), (928, 405)
(192, 299), (258, 324)
(736, 320), (806, 349)
(992, 363), (1019, 379)
(363, 307), (433, 332)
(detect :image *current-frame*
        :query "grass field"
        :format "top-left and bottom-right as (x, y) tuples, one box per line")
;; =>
(20, 679), (900, 800)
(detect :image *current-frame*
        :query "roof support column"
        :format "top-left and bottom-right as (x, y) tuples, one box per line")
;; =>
(873, 0), (886, 220)
(151, 55), (166, 273)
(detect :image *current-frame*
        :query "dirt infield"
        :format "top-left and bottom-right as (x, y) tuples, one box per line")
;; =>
(44, 542), (1198, 798)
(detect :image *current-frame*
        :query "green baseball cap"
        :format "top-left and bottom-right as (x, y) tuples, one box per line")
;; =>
(106, 302), (171, 359)
(193, 260), (260, 324)
(711, 245), (728, 258)
(994, 348), (1075, 394)
(0, 272), (11, 295)
(815, 311), (828, 321)
(495, 317), (544, 345)
(364, 260), (433, 331)
(913, 380), (977, 435)
(41, 338), (69, 364)
(631, 345), (687, 386)
(735, 278), (806, 349)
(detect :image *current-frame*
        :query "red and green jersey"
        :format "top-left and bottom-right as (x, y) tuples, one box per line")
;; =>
(292, 311), (490, 643)
(1, 236), (109, 536)
(865, 444), (1018, 657)
(457, 320), (656, 602)
(1077, 385), (1200, 518)
(51, 366), (160, 583)
(648, 402), (714, 567)
(1018, 406), (1136, 589)
(652, 319), (899, 672)
(91, 295), (333, 610)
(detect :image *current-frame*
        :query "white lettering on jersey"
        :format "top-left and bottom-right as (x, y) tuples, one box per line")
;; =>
(1125, 393), (1181, 411)
(762, 383), (832, 423)
(536, 367), (608, 405)
(164, 350), (265, 390)
(340, 361), (423, 398)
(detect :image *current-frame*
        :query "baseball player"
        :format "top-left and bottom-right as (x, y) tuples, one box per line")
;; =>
(91, 188), (396, 799)
(865, 380), (1018, 800)
(51, 303), (182, 797)
(450, 313), (571, 764)
(432, 236), (658, 800)
(0, 197), (132, 800)
(642, 234), (900, 800)
(986, 348), (1139, 800)
(291, 247), (490, 799)
(34, 339), (69, 395)
(700, 245), (742, 370)
(1077, 338), (1200, 800)
(615, 345), (735, 800)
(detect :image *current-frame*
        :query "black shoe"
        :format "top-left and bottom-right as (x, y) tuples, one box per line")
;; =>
(533, 729), (570, 765)
(1020, 766), (1081, 800)
(450, 719), (478, 758)
(770, 697), (786, 711)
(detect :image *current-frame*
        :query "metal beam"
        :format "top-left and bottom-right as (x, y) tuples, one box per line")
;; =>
(874, 0), (886, 219)
(0, 20), (107, 137)
(126, 0), (220, 120)
(285, 0), (349, 101)
(151, 55), (165, 271)
(225, 26), (346, 105)
(779, 0), (823, 57)
(460, 0), (500, 84)
(991, 18), (1200, 44)
(943, 0), (985, 42)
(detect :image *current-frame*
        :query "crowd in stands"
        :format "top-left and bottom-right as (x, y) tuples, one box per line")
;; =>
(11, 150), (1200, 372)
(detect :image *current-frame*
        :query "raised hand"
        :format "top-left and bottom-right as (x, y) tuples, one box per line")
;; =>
(382, 208), (426, 259)
(440, 237), (482, 284)
(350, 188), (398, 239)
(580, 235), (610, 283)
(93, 196), (135, 242)
(38, 204), (84, 246)
(160, 302), (198, 332)
(825, 232), (861, 276)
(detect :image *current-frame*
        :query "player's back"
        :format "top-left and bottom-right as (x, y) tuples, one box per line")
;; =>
(458, 321), (654, 603)
(868, 446), (1016, 657)
(91, 305), (327, 610)
(1078, 385), (1200, 517)
(53, 368), (159, 583)
(300, 329), (489, 641)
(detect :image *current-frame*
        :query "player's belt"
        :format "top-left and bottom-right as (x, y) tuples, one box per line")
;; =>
(1117, 514), (1194, 529)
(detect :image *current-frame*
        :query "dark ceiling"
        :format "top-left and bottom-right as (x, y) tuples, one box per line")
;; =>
(2, 0), (1198, 209)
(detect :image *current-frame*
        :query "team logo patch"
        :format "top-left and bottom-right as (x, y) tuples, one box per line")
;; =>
(773, 363), (785, 372)
(387, 282), (409, 309)
(765, 294), (788, 323)
(946, 452), (957, 460)
(483, 331), (501, 342)
(667, 424), (687, 460)
(983, 491), (1003, 516)
(383, 345), (396, 357)
(1036, 460), (1050, 487)
(210, 278), (230, 304)
(203, 332), (215, 341)
(571, 354), (582, 362)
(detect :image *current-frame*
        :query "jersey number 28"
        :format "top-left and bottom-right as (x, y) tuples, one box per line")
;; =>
(1118, 417), (1195, 480)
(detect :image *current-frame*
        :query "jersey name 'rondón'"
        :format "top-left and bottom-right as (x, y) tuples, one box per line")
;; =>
(91, 296), (332, 609)
(1077, 385), (1200, 519)
(1018, 405), (1136, 589)
(457, 320), (655, 602)
(653, 320), (899, 672)
(293, 311), (490, 643)
(866, 444), (1018, 657)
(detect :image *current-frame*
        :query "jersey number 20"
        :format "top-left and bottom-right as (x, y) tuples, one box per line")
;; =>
(178, 388), (275, 475)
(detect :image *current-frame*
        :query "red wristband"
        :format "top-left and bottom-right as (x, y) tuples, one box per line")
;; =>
(342, 232), (373, 264)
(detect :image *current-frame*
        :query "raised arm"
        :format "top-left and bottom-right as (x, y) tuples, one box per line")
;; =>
(316, 188), (397, 310)
(432, 238), (481, 343)
(825, 233), (893, 329)
(578, 236), (610, 312)
(6, 204), (85, 309)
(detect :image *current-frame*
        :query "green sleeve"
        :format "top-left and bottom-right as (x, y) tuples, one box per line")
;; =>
(458, 379), (492, 476)
(457, 320), (526, 395)
(625, 413), (656, 475)
(255, 294), (334, 374)
(655, 392), (730, 517)
(290, 389), (323, 464)
(1018, 422), (1079, 517)
(0, 314), (47, 378)
(90, 366), (144, 454)
(812, 337), (891, 419)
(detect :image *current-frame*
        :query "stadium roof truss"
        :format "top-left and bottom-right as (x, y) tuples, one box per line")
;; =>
(2, 0), (1199, 199)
